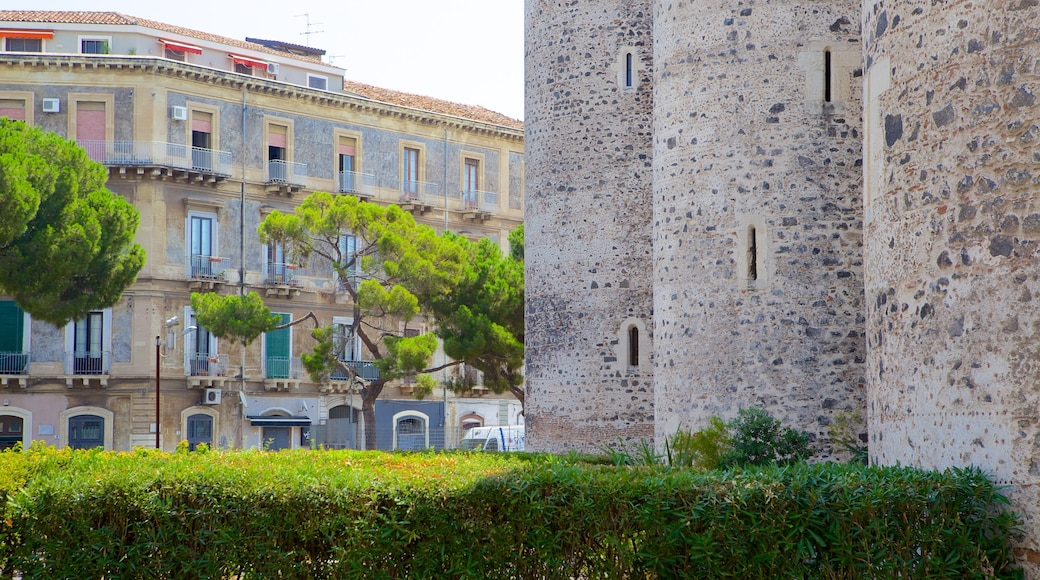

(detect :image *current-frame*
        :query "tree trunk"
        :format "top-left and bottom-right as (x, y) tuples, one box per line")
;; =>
(361, 380), (384, 450)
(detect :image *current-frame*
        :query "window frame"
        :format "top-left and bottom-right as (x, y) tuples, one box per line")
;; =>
(63, 308), (113, 375)
(4, 37), (44, 52)
(78, 36), (112, 55)
(307, 74), (329, 91)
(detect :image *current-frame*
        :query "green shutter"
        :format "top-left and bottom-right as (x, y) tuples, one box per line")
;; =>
(0, 301), (24, 353)
(265, 313), (291, 378)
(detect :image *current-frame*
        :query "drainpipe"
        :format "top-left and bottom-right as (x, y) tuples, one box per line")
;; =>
(443, 128), (449, 232)
(239, 87), (248, 448)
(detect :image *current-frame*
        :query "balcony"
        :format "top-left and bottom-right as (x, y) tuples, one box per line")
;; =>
(0, 351), (29, 388)
(265, 262), (301, 298)
(394, 178), (440, 214)
(264, 356), (302, 391)
(186, 353), (229, 388)
(78, 140), (232, 183)
(325, 360), (380, 393)
(187, 254), (229, 291)
(64, 350), (111, 387)
(266, 160), (308, 195)
(461, 190), (498, 220)
(337, 171), (378, 200)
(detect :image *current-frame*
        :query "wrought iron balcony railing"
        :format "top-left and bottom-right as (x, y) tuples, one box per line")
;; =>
(65, 351), (111, 375)
(461, 190), (499, 213)
(187, 254), (228, 280)
(330, 360), (381, 382)
(267, 159), (308, 187)
(265, 262), (300, 286)
(77, 140), (232, 176)
(187, 353), (229, 377)
(265, 356), (302, 380)
(0, 351), (28, 374)
(337, 170), (379, 197)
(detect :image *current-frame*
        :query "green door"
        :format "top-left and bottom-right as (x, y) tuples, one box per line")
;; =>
(265, 313), (291, 378)
(0, 301), (26, 374)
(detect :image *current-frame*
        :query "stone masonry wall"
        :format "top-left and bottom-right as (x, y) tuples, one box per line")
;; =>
(651, 0), (866, 453)
(525, 0), (656, 453)
(863, 0), (1040, 570)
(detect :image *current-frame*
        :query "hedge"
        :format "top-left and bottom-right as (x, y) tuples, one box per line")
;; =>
(0, 444), (1022, 579)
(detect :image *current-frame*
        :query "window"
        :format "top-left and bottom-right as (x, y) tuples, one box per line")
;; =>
(394, 412), (428, 450)
(264, 313), (292, 379)
(628, 326), (639, 367)
(79, 38), (110, 54)
(0, 300), (28, 374)
(191, 111), (214, 171)
(824, 49), (832, 103)
(188, 213), (218, 278)
(73, 311), (105, 374)
(625, 52), (633, 88)
(165, 47), (186, 61)
(235, 62), (254, 75)
(267, 124), (290, 182)
(307, 74), (328, 90)
(0, 98), (25, 121)
(403, 147), (420, 199)
(338, 233), (359, 288)
(75, 101), (107, 163)
(338, 137), (358, 192)
(464, 158), (480, 208)
(265, 242), (293, 285)
(5, 38), (42, 52)
(185, 307), (218, 377)
(747, 225), (759, 281)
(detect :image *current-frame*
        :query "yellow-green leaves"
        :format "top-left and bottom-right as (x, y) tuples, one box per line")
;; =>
(190, 292), (281, 346)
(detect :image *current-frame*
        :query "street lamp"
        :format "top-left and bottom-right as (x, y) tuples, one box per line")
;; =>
(156, 316), (180, 449)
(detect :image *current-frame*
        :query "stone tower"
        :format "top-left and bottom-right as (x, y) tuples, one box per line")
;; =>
(524, 0), (656, 452)
(863, 0), (1040, 566)
(650, 0), (866, 449)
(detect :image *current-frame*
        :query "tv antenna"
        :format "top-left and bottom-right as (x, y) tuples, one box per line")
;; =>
(295, 13), (324, 46)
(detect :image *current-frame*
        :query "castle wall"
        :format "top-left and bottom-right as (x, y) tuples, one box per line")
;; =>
(651, 0), (866, 452)
(524, 0), (656, 452)
(863, 0), (1040, 568)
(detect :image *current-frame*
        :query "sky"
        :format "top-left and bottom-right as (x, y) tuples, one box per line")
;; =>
(26, 0), (526, 121)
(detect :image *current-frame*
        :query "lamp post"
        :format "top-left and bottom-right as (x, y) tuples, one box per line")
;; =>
(157, 316), (181, 449)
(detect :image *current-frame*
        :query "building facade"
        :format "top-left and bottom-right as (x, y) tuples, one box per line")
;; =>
(0, 11), (524, 452)
(526, 0), (1040, 569)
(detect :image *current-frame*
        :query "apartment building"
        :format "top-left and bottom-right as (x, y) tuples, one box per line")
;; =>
(0, 11), (524, 452)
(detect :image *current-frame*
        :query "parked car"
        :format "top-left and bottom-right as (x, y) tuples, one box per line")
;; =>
(459, 425), (525, 452)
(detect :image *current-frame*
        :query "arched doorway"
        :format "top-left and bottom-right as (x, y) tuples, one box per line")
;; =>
(326, 405), (359, 449)
(68, 414), (105, 449)
(186, 413), (214, 450)
(0, 414), (24, 450)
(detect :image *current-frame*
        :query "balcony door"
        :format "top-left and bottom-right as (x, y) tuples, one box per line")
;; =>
(75, 101), (106, 162)
(0, 301), (26, 374)
(190, 214), (215, 277)
(265, 313), (291, 379)
(68, 414), (104, 449)
(191, 112), (213, 171)
(403, 147), (420, 198)
(73, 312), (103, 374)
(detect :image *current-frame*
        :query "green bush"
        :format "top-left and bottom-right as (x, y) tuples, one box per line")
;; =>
(720, 407), (812, 468)
(0, 444), (1022, 579)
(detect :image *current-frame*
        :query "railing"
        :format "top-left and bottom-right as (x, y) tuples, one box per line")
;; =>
(76, 140), (232, 176)
(265, 262), (299, 286)
(462, 190), (499, 213)
(0, 351), (28, 374)
(337, 171), (380, 197)
(188, 255), (228, 280)
(265, 356), (302, 380)
(386, 176), (440, 206)
(65, 351), (111, 375)
(267, 159), (308, 187)
(187, 353), (229, 377)
(330, 360), (381, 382)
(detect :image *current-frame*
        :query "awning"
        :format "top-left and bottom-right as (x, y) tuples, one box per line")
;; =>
(248, 415), (312, 427)
(159, 39), (203, 55)
(229, 54), (269, 69)
(0, 29), (54, 40)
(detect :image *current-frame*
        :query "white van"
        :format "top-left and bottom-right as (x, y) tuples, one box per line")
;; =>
(459, 425), (525, 452)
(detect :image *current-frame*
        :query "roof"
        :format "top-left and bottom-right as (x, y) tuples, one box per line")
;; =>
(245, 37), (325, 58)
(0, 10), (326, 65)
(343, 80), (523, 130)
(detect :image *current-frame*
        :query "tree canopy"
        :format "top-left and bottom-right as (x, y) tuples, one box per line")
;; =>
(0, 119), (145, 326)
(258, 192), (467, 447)
(428, 226), (525, 402)
(191, 292), (281, 347)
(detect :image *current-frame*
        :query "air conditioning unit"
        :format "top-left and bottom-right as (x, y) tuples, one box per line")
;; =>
(170, 105), (187, 121)
(42, 98), (60, 113)
(266, 62), (280, 75)
(203, 388), (222, 405)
